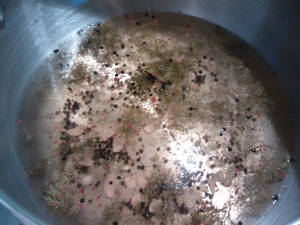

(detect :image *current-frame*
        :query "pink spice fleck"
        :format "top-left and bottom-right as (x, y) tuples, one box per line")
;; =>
(96, 194), (102, 200)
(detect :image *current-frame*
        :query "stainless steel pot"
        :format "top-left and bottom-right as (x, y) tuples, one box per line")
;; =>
(0, 0), (300, 224)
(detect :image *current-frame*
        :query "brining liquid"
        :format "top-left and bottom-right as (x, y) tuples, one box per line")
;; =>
(18, 12), (294, 225)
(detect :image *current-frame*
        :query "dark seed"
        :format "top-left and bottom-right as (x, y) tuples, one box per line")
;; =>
(136, 21), (140, 26)
(272, 194), (279, 201)
(53, 49), (59, 53)
(114, 104), (118, 108)
(113, 221), (118, 225)
(109, 181), (113, 185)
(289, 158), (295, 162)
(238, 221), (243, 225)
(227, 147), (232, 151)
(251, 148), (256, 153)
(80, 198), (85, 203)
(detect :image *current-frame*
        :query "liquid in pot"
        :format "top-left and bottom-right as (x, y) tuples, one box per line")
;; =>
(18, 11), (294, 225)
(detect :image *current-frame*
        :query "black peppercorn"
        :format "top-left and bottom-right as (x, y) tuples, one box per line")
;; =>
(272, 194), (279, 201)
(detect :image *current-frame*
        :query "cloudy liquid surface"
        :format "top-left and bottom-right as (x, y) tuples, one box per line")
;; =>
(19, 12), (294, 225)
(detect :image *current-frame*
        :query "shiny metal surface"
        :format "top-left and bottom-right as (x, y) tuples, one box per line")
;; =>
(0, 0), (300, 224)
(0, 6), (4, 23)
